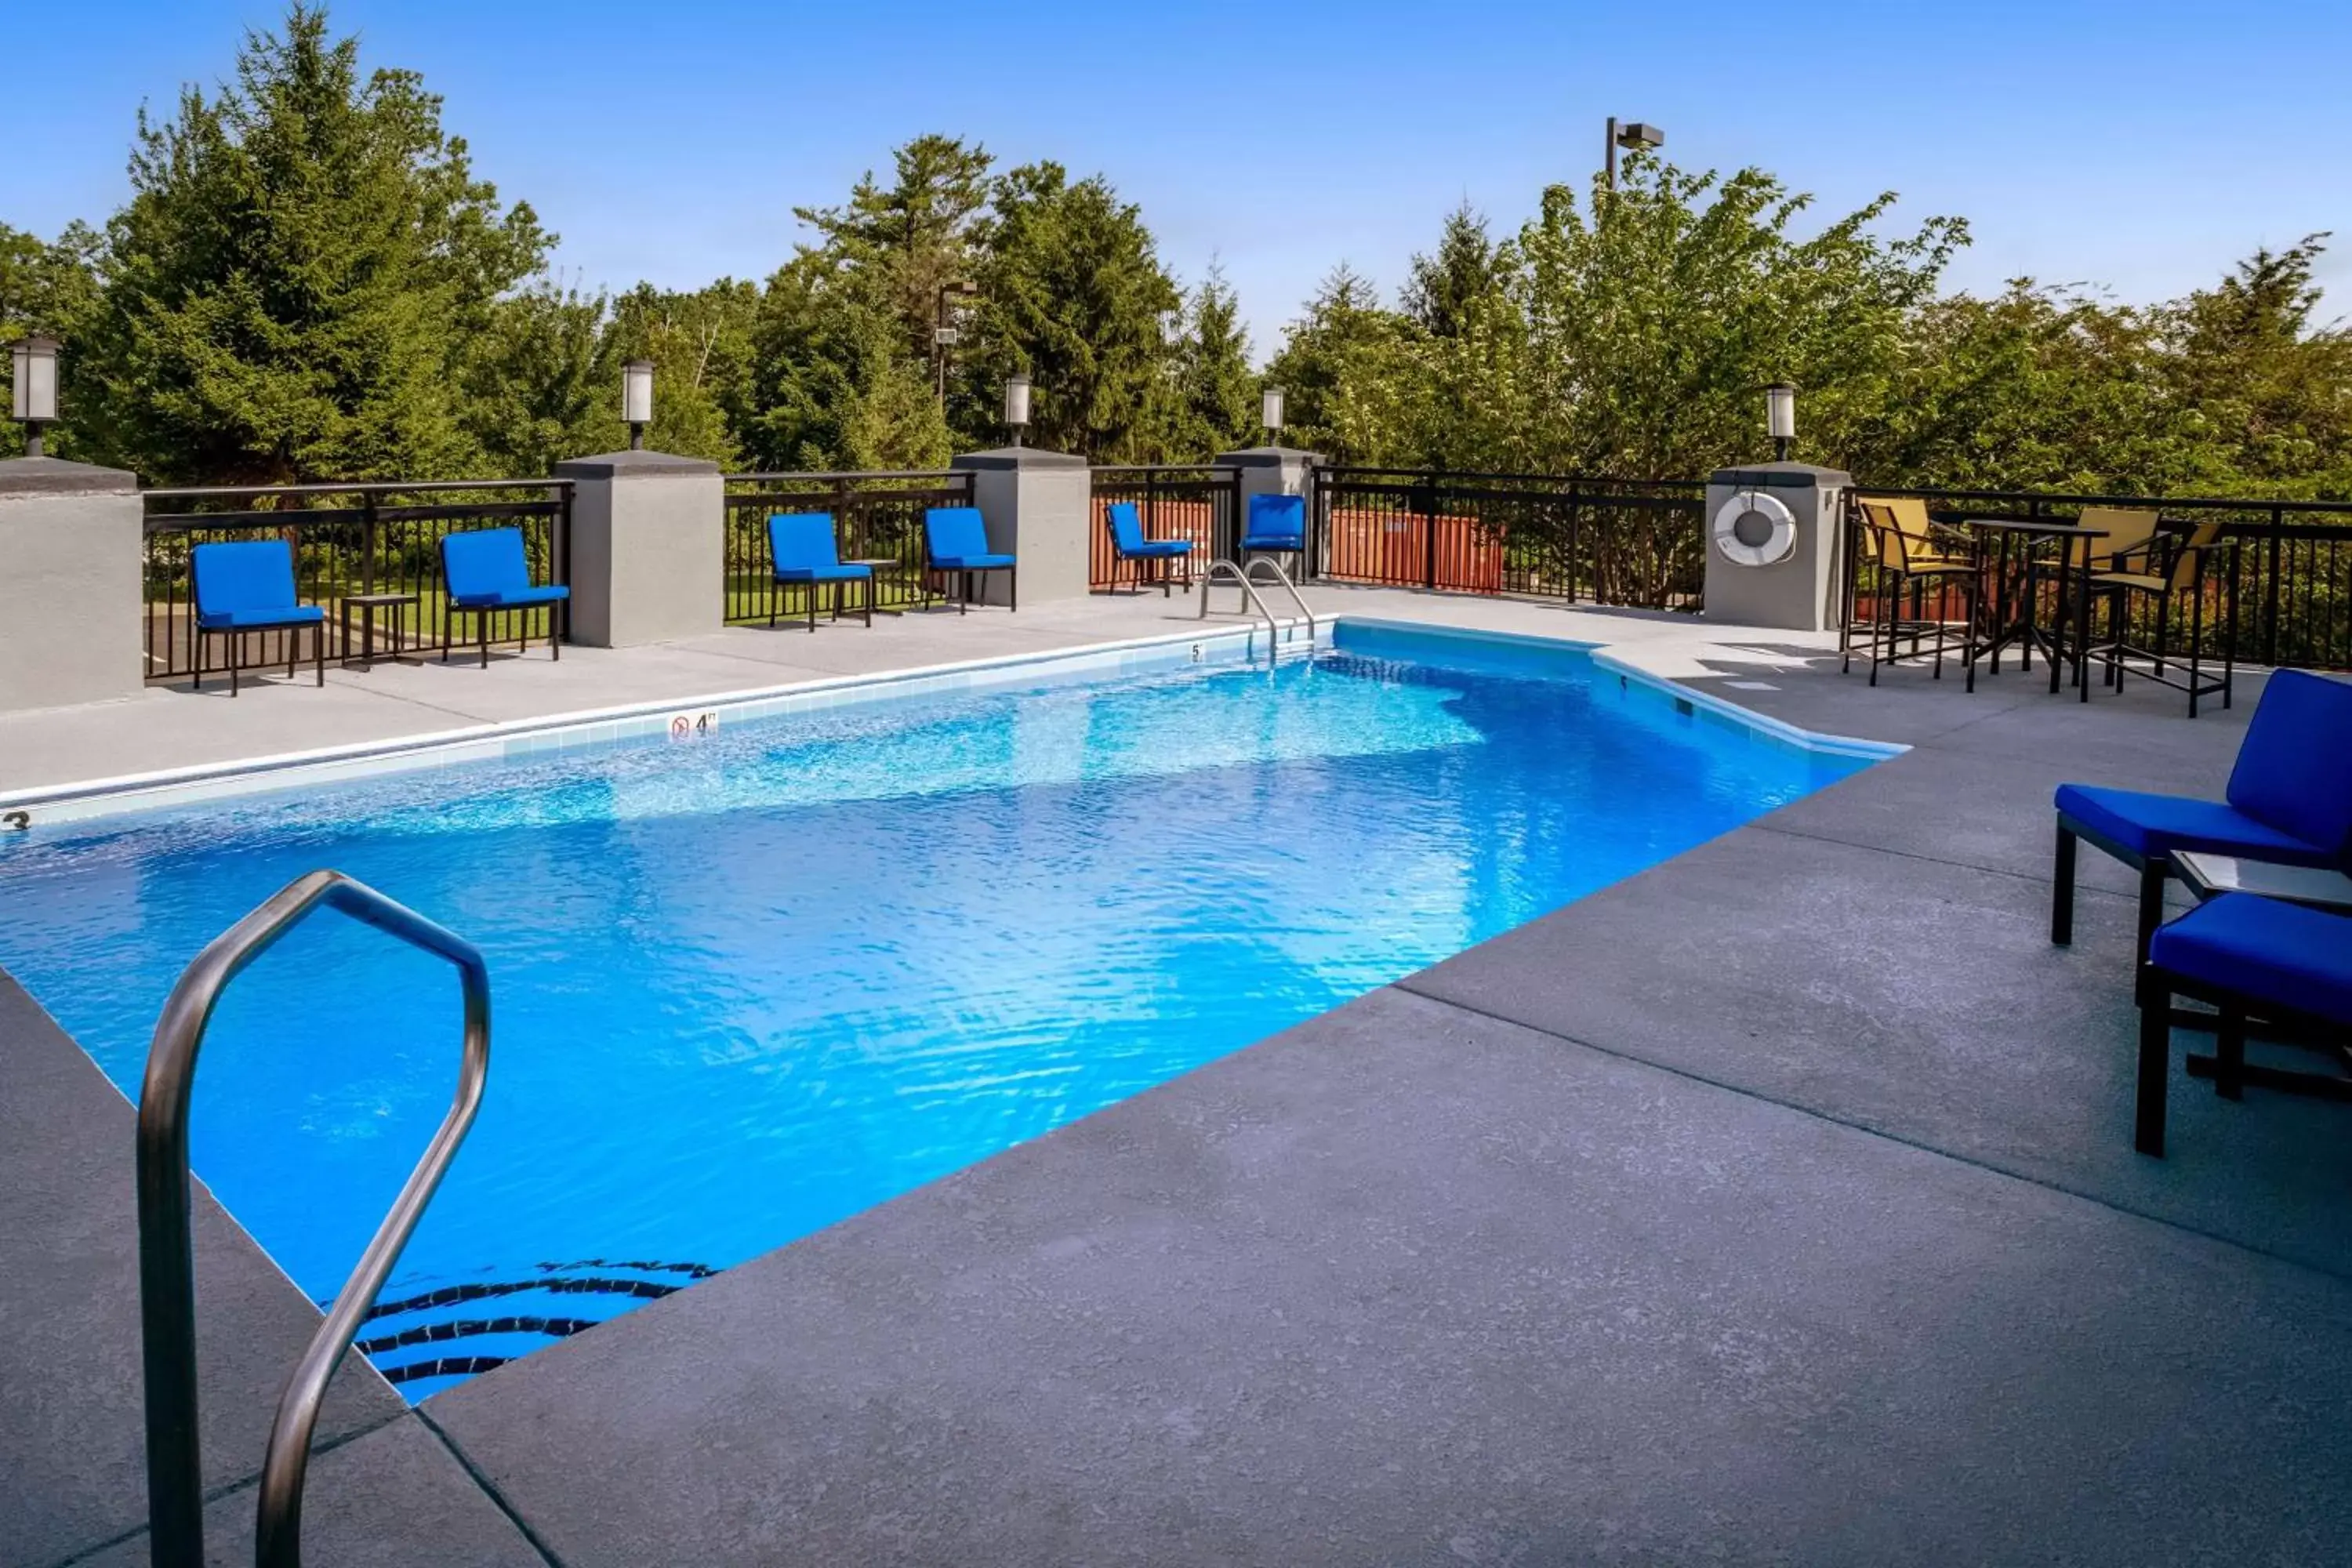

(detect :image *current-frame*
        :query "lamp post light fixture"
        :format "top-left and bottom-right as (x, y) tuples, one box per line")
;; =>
(1002, 373), (1031, 447)
(935, 280), (978, 400)
(1261, 383), (1287, 445)
(1766, 381), (1797, 463)
(1603, 118), (1664, 195)
(10, 336), (60, 458)
(621, 359), (655, 450)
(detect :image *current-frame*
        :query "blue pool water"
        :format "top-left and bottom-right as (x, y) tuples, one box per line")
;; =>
(0, 624), (1871, 1399)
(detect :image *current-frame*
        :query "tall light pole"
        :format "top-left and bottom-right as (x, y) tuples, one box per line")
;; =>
(1603, 118), (1664, 195)
(935, 279), (978, 403)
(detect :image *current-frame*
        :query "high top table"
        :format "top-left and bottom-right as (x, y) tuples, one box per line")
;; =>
(1961, 517), (2107, 701)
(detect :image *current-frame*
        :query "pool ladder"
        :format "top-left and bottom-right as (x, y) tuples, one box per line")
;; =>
(1197, 555), (1316, 652)
(136, 869), (492, 1568)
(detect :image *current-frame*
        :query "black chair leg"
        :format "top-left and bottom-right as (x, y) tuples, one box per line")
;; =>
(2216, 1003), (2246, 1102)
(550, 604), (561, 661)
(1009, 565), (1017, 613)
(480, 610), (490, 668)
(314, 621), (325, 687)
(2051, 823), (2078, 946)
(2136, 973), (2171, 1156)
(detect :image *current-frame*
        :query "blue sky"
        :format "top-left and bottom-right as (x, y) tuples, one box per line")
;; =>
(9, 0), (2350, 357)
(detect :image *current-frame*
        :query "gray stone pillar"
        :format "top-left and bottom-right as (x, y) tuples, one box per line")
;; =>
(949, 445), (1091, 606)
(554, 449), (725, 647)
(1700, 462), (1851, 633)
(0, 457), (143, 713)
(1215, 445), (1324, 575)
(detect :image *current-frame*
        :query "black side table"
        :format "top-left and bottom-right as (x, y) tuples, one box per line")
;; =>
(339, 591), (419, 670)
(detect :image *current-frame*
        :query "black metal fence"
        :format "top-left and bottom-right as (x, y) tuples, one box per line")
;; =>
(721, 470), (976, 623)
(141, 480), (572, 681)
(1089, 466), (1241, 590)
(1309, 468), (1709, 610)
(1857, 488), (2352, 670)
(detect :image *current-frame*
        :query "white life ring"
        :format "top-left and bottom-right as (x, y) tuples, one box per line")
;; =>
(1711, 489), (1798, 568)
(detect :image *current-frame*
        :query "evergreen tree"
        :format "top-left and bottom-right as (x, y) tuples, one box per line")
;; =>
(794, 134), (994, 376)
(964, 162), (1181, 459)
(78, 3), (548, 482)
(1170, 260), (1257, 457)
(1401, 202), (1502, 339)
(744, 253), (953, 471)
(1264, 263), (1417, 463)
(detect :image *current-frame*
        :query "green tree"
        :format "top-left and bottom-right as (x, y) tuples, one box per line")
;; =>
(743, 254), (952, 471)
(794, 134), (993, 378)
(1168, 260), (1257, 457)
(963, 162), (1182, 459)
(1264, 263), (1418, 463)
(1400, 202), (1503, 339)
(78, 2), (549, 483)
(461, 283), (608, 477)
(0, 222), (104, 456)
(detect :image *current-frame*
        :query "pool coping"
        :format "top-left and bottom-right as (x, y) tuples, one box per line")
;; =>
(0, 613), (1900, 832)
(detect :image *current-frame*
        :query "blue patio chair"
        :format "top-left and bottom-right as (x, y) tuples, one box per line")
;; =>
(190, 538), (325, 697)
(440, 527), (569, 667)
(1240, 492), (1308, 568)
(1102, 501), (1193, 597)
(768, 511), (871, 633)
(2135, 895), (2352, 1156)
(2052, 669), (2352, 967)
(924, 506), (1016, 615)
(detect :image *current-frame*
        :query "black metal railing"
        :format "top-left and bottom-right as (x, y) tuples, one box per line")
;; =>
(141, 480), (572, 681)
(721, 470), (976, 623)
(1089, 466), (1241, 590)
(1850, 487), (2352, 670)
(1308, 468), (1709, 610)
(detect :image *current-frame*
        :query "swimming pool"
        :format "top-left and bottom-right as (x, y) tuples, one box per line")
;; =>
(0, 622), (1877, 1399)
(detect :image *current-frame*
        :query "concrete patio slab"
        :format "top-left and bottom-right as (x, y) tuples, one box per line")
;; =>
(70, 1414), (546, 1568)
(426, 987), (2352, 1567)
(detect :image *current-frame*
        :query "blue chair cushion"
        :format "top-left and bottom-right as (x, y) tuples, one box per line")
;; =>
(2056, 783), (2328, 866)
(2149, 894), (2352, 1023)
(441, 528), (537, 601)
(191, 539), (307, 622)
(452, 583), (570, 608)
(774, 563), (872, 583)
(1127, 540), (1192, 558)
(196, 604), (326, 630)
(1243, 493), (1306, 550)
(2226, 670), (2352, 857)
(926, 506), (1010, 568)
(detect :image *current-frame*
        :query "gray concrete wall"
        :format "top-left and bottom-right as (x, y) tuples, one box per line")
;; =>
(1700, 462), (1850, 632)
(0, 459), (144, 713)
(952, 446), (1092, 606)
(555, 450), (725, 647)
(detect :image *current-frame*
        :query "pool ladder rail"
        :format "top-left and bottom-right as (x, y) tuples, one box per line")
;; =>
(1197, 554), (1316, 652)
(136, 869), (492, 1568)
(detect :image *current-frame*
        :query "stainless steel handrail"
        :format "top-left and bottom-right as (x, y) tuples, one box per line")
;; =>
(1196, 557), (1306, 653)
(1240, 557), (1317, 644)
(136, 869), (492, 1568)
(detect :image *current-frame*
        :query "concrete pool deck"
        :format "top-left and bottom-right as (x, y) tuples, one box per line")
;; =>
(4, 588), (2347, 1566)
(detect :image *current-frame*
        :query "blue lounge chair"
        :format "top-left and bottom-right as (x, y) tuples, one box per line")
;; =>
(2052, 669), (2352, 963)
(768, 512), (871, 632)
(1240, 492), (1308, 570)
(440, 527), (569, 667)
(1102, 501), (1193, 597)
(190, 538), (325, 697)
(2136, 895), (2352, 1155)
(924, 506), (1016, 615)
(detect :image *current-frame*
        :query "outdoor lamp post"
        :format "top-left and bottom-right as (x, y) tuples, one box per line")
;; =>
(1261, 384), (1286, 445)
(622, 359), (654, 450)
(1003, 373), (1031, 446)
(935, 280), (978, 400)
(1766, 382), (1797, 462)
(10, 336), (60, 458)
(1603, 118), (1664, 194)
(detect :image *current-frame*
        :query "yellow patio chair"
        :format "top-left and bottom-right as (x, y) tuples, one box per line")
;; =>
(1844, 497), (1980, 687)
(2085, 518), (2238, 716)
